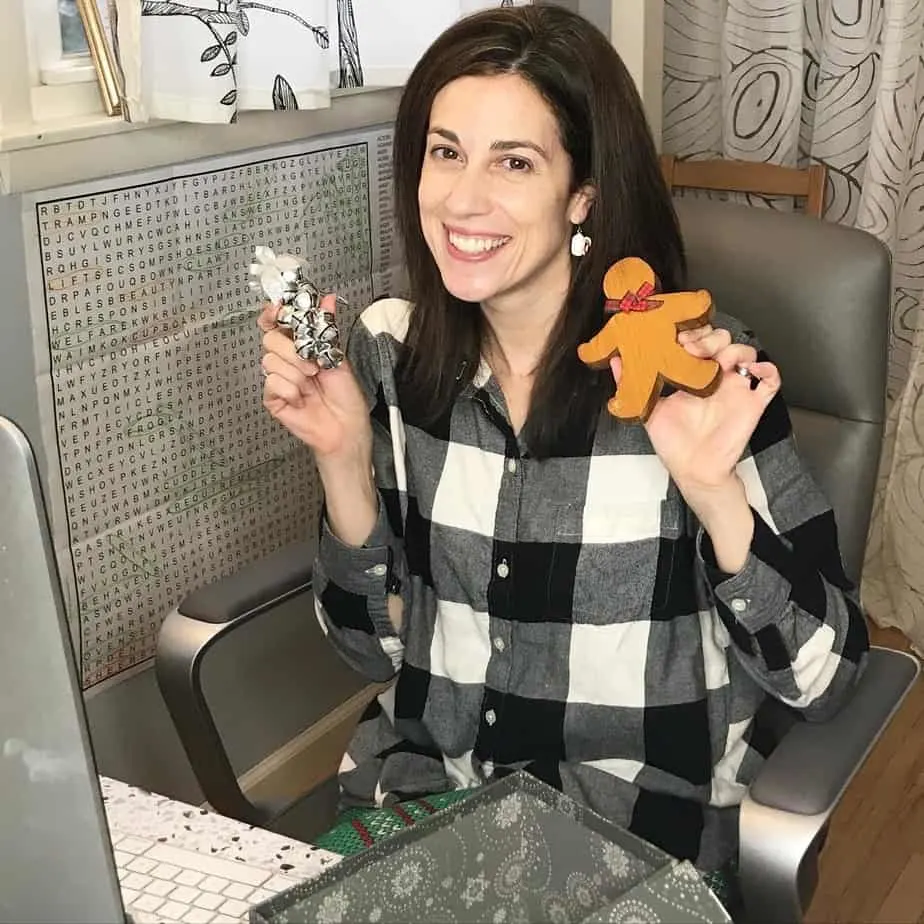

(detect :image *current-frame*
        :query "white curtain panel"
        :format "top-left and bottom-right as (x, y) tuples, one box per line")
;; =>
(664, 0), (924, 654)
(115, 0), (528, 124)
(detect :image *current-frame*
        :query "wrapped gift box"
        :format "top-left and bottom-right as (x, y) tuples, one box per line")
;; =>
(249, 771), (732, 923)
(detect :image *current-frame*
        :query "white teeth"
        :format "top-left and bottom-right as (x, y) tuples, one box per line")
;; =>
(448, 232), (509, 254)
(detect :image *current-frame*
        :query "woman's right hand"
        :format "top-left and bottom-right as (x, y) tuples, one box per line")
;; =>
(258, 294), (372, 464)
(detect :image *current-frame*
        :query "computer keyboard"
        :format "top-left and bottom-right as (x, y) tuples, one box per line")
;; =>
(112, 831), (303, 923)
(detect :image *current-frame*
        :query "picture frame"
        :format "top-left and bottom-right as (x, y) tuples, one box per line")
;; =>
(76, 0), (124, 116)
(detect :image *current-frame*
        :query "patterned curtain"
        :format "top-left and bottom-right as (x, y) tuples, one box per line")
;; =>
(662, 0), (924, 654)
(114, 0), (524, 124)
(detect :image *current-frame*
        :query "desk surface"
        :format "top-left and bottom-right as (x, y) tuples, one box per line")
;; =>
(100, 776), (341, 883)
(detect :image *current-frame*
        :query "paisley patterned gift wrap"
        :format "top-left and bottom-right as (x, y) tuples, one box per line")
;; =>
(249, 772), (732, 924)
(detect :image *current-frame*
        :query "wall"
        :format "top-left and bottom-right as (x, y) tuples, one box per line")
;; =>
(608, 0), (664, 149)
(0, 0), (659, 819)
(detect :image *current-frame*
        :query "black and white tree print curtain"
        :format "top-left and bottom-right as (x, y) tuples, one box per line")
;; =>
(115, 0), (526, 123)
(663, 0), (924, 654)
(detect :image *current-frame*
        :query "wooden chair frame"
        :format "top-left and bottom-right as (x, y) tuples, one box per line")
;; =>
(660, 155), (827, 218)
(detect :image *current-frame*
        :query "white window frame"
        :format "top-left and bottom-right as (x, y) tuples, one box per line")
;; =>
(29, 0), (97, 86)
(8, 0), (108, 130)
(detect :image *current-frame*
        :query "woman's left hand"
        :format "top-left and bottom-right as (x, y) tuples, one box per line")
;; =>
(610, 330), (781, 513)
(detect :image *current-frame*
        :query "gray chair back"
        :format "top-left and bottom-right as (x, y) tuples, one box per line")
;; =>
(674, 197), (892, 584)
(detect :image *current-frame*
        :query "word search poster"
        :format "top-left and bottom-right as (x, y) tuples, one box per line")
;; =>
(23, 126), (401, 688)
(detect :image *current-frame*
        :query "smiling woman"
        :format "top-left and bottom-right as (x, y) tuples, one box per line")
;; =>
(392, 6), (680, 454)
(256, 6), (870, 916)
(419, 76), (592, 316)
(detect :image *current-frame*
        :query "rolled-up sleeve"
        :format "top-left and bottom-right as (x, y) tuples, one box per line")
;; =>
(696, 382), (869, 720)
(314, 500), (406, 681)
(312, 304), (411, 683)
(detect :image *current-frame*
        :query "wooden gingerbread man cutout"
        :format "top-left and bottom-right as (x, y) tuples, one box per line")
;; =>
(578, 257), (721, 421)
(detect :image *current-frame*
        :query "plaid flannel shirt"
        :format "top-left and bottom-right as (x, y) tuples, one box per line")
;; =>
(313, 297), (869, 870)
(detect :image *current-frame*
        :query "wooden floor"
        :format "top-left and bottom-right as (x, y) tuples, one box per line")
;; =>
(805, 624), (924, 923)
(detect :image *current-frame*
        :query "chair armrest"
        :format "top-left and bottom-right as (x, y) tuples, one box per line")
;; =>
(738, 646), (920, 923)
(155, 540), (315, 827)
(748, 646), (919, 814)
(178, 540), (315, 623)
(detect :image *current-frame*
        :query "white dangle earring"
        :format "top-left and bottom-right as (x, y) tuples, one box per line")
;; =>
(570, 225), (592, 257)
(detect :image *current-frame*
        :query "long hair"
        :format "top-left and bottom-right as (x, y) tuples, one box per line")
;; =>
(393, 3), (685, 457)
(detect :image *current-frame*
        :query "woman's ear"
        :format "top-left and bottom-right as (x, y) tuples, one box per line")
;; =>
(569, 183), (597, 226)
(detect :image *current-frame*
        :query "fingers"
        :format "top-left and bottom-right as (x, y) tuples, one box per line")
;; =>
(609, 355), (623, 385)
(714, 342), (758, 373)
(263, 369), (307, 411)
(677, 325), (733, 362)
(262, 353), (328, 419)
(260, 322), (321, 417)
(735, 359), (781, 398)
(677, 324), (713, 345)
(257, 300), (281, 333)
(682, 326), (732, 359)
(714, 342), (780, 398)
(261, 352), (315, 398)
(262, 327), (320, 375)
(695, 338), (780, 398)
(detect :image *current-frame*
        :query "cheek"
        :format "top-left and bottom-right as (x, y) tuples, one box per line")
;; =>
(513, 193), (572, 245)
(416, 184), (443, 254)
(499, 180), (565, 220)
(417, 168), (443, 216)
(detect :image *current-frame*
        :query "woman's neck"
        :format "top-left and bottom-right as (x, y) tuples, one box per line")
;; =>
(481, 276), (569, 379)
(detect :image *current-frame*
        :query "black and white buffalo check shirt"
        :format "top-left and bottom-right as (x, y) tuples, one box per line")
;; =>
(313, 297), (869, 871)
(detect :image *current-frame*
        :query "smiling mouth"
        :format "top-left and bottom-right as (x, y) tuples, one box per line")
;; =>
(446, 228), (511, 256)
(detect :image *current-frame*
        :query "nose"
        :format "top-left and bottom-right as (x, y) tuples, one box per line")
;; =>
(443, 162), (491, 217)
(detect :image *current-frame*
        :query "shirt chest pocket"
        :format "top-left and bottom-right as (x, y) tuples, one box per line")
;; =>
(551, 479), (685, 620)
(553, 470), (680, 543)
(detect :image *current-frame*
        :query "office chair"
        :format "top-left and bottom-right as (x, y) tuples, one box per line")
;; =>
(155, 197), (920, 923)
(661, 155), (828, 219)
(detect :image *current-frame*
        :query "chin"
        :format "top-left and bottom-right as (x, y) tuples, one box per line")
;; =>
(433, 256), (505, 305)
(442, 275), (508, 305)
(425, 230), (523, 304)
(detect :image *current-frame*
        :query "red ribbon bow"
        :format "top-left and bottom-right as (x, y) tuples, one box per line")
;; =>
(605, 281), (663, 313)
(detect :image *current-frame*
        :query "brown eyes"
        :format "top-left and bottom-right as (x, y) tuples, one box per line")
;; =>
(427, 147), (533, 173)
(503, 156), (532, 172)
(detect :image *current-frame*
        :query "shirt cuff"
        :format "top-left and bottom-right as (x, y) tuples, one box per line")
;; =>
(697, 509), (792, 633)
(317, 498), (398, 599)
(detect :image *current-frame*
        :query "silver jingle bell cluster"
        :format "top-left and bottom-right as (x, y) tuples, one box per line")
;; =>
(248, 246), (345, 369)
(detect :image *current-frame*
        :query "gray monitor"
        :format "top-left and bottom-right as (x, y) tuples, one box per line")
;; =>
(0, 416), (126, 924)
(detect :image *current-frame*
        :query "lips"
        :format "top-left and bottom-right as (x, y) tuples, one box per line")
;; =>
(446, 227), (511, 258)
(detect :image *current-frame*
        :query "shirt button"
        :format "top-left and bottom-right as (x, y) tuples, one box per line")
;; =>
(730, 598), (748, 613)
(496, 560), (510, 579)
(366, 563), (387, 577)
(493, 637), (506, 652)
(485, 709), (497, 726)
(507, 458), (517, 474)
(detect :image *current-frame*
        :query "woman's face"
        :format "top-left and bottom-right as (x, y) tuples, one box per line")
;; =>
(418, 73), (592, 311)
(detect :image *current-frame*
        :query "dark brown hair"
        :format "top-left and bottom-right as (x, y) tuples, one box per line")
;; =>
(393, 3), (685, 457)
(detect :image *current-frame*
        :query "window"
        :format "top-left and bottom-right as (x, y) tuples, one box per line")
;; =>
(14, 0), (110, 127)
(60, 0), (90, 56)
(31, 0), (95, 85)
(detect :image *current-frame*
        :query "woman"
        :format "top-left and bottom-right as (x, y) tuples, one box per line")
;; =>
(258, 3), (868, 907)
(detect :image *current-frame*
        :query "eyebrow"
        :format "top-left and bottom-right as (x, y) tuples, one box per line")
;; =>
(428, 127), (549, 159)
